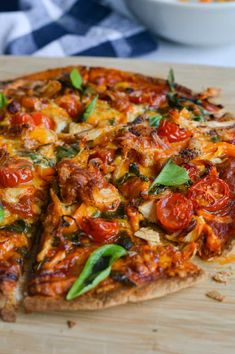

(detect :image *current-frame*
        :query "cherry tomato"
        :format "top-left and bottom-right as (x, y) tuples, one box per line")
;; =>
(188, 175), (230, 212)
(156, 193), (193, 233)
(6, 194), (34, 218)
(81, 217), (119, 243)
(11, 112), (34, 126)
(21, 96), (37, 109)
(128, 90), (166, 106)
(11, 112), (55, 130)
(57, 95), (82, 118)
(157, 120), (191, 143)
(182, 163), (199, 183)
(0, 159), (33, 187)
(31, 112), (55, 130)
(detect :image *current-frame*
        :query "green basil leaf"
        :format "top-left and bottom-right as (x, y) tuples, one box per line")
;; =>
(66, 244), (127, 300)
(0, 204), (4, 222)
(19, 150), (55, 167)
(56, 143), (80, 162)
(116, 164), (149, 185)
(99, 202), (126, 220)
(149, 159), (190, 190)
(211, 135), (220, 143)
(193, 116), (204, 122)
(70, 69), (83, 90)
(0, 92), (8, 109)
(81, 96), (98, 122)
(1, 219), (30, 233)
(129, 163), (149, 181)
(148, 184), (167, 195)
(167, 68), (175, 92)
(149, 114), (163, 127)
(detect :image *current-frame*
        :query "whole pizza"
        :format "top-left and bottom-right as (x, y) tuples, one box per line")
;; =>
(0, 66), (234, 322)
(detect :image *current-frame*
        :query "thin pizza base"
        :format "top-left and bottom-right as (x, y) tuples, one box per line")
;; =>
(24, 271), (204, 313)
(0, 294), (17, 322)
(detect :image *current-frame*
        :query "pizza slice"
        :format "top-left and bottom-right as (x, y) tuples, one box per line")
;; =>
(24, 177), (203, 312)
(0, 73), (74, 321)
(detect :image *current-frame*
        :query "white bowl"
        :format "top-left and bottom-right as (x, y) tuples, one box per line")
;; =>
(124, 0), (235, 46)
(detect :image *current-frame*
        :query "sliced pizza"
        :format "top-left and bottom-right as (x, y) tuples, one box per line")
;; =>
(0, 65), (234, 319)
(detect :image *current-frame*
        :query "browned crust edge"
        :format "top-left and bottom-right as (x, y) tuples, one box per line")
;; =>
(24, 271), (205, 313)
(0, 294), (16, 322)
(4, 65), (166, 85)
(2, 65), (191, 99)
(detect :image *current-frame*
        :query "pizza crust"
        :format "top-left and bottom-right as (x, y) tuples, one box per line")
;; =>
(24, 271), (204, 313)
(0, 294), (16, 322)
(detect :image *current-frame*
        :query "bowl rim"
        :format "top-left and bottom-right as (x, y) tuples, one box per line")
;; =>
(125, 0), (235, 9)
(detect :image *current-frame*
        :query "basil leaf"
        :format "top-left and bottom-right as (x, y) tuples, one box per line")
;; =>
(211, 135), (220, 143)
(167, 68), (175, 92)
(66, 244), (127, 300)
(70, 69), (83, 90)
(148, 184), (167, 195)
(117, 231), (134, 250)
(193, 116), (204, 122)
(129, 163), (149, 181)
(99, 202), (126, 220)
(81, 96), (98, 122)
(149, 159), (190, 190)
(1, 219), (30, 233)
(0, 204), (4, 222)
(56, 143), (80, 162)
(116, 163), (149, 185)
(149, 114), (163, 127)
(0, 92), (8, 109)
(19, 150), (55, 167)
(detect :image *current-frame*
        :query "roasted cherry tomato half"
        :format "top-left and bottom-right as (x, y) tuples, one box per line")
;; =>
(188, 175), (230, 212)
(81, 217), (119, 243)
(182, 163), (199, 183)
(156, 192), (193, 233)
(30, 112), (55, 130)
(57, 94), (82, 118)
(158, 119), (191, 143)
(5, 193), (35, 218)
(0, 159), (33, 187)
(11, 112), (55, 130)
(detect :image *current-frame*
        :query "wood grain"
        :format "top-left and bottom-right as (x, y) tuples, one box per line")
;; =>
(0, 56), (234, 354)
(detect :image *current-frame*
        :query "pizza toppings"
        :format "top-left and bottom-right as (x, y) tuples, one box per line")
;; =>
(157, 119), (191, 143)
(66, 244), (127, 300)
(70, 68), (83, 91)
(189, 171), (230, 212)
(0, 65), (234, 320)
(0, 159), (33, 188)
(0, 92), (8, 109)
(156, 193), (194, 233)
(11, 112), (55, 130)
(80, 217), (119, 243)
(149, 159), (190, 191)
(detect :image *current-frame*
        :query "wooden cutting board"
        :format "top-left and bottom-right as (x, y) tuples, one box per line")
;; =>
(0, 56), (234, 354)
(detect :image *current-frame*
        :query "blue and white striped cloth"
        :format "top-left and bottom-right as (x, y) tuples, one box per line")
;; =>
(0, 0), (157, 57)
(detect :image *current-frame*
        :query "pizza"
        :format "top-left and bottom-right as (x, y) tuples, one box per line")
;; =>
(0, 66), (234, 322)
